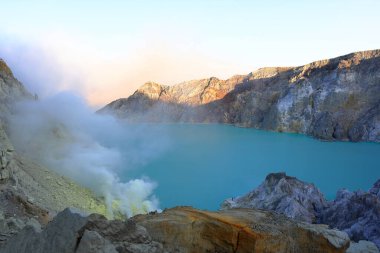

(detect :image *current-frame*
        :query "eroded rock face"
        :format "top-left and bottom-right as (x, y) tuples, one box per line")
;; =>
(321, 184), (380, 249)
(0, 189), (48, 248)
(221, 172), (327, 223)
(0, 150), (12, 183)
(101, 49), (380, 142)
(132, 206), (349, 253)
(76, 230), (117, 253)
(0, 123), (15, 185)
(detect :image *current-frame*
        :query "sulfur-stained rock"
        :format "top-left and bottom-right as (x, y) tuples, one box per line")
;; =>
(131, 206), (350, 253)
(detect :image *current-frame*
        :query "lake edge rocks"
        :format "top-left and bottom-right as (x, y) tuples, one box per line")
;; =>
(222, 172), (380, 251)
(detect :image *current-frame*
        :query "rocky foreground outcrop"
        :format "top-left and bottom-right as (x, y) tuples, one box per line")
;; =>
(321, 183), (380, 249)
(222, 172), (380, 251)
(0, 206), (352, 253)
(101, 49), (380, 142)
(221, 172), (327, 223)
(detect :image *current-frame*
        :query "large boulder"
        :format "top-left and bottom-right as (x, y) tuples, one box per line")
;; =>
(221, 172), (327, 223)
(221, 173), (380, 250)
(132, 206), (349, 253)
(0, 208), (164, 253)
(320, 183), (380, 249)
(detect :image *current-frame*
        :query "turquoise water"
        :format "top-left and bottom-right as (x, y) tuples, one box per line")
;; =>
(117, 124), (380, 210)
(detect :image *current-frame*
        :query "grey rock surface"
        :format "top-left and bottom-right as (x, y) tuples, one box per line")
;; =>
(221, 172), (327, 223)
(296, 222), (349, 249)
(370, 179), (380, 198)
(321, 185), (380, 249)
(221, 172), (380, 250)
(0, 208), (88, 253)
(101, 49), (380, 142)
(75, 230), (117, 253)
(347, 240), (380, 253)
(0, 208), (164, 253)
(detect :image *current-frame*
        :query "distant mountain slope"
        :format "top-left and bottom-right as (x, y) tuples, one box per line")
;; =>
(100, 49), (380, 142)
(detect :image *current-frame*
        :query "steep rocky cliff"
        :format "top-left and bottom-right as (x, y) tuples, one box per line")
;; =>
(221, 172), (380, 250)
(101, 50), (380, 142)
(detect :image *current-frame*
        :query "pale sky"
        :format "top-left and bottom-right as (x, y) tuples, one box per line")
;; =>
(0, 0), (379, 106)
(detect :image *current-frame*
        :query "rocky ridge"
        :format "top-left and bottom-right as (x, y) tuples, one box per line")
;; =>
(221, 172), (380, 251)
(101, 49), (380, 142)
(221, 172), (327, 223)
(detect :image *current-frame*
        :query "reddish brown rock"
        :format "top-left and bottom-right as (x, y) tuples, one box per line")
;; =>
(132, 206), (350, 253)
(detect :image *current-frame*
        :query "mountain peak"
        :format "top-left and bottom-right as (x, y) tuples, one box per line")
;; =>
(0, 58), (13, 77)
(134, 81), (167, 100)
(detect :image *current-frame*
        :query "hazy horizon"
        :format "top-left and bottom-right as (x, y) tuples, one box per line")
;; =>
(1, 0), (379, 106)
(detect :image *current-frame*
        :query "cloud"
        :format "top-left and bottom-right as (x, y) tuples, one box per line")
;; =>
(0, 34), (84, 98)
(0, 32), (248, 107)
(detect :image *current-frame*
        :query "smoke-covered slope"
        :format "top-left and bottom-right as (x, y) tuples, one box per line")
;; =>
(101, 49), (380, 142)
(0, 58), (33, 116)
(0, 58), (108, 246)
(0, 57), (160, 218)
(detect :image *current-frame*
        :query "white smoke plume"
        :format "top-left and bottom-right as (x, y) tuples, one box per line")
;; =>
(0, 36), (172, 217)
(7, 92), (162, 217)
